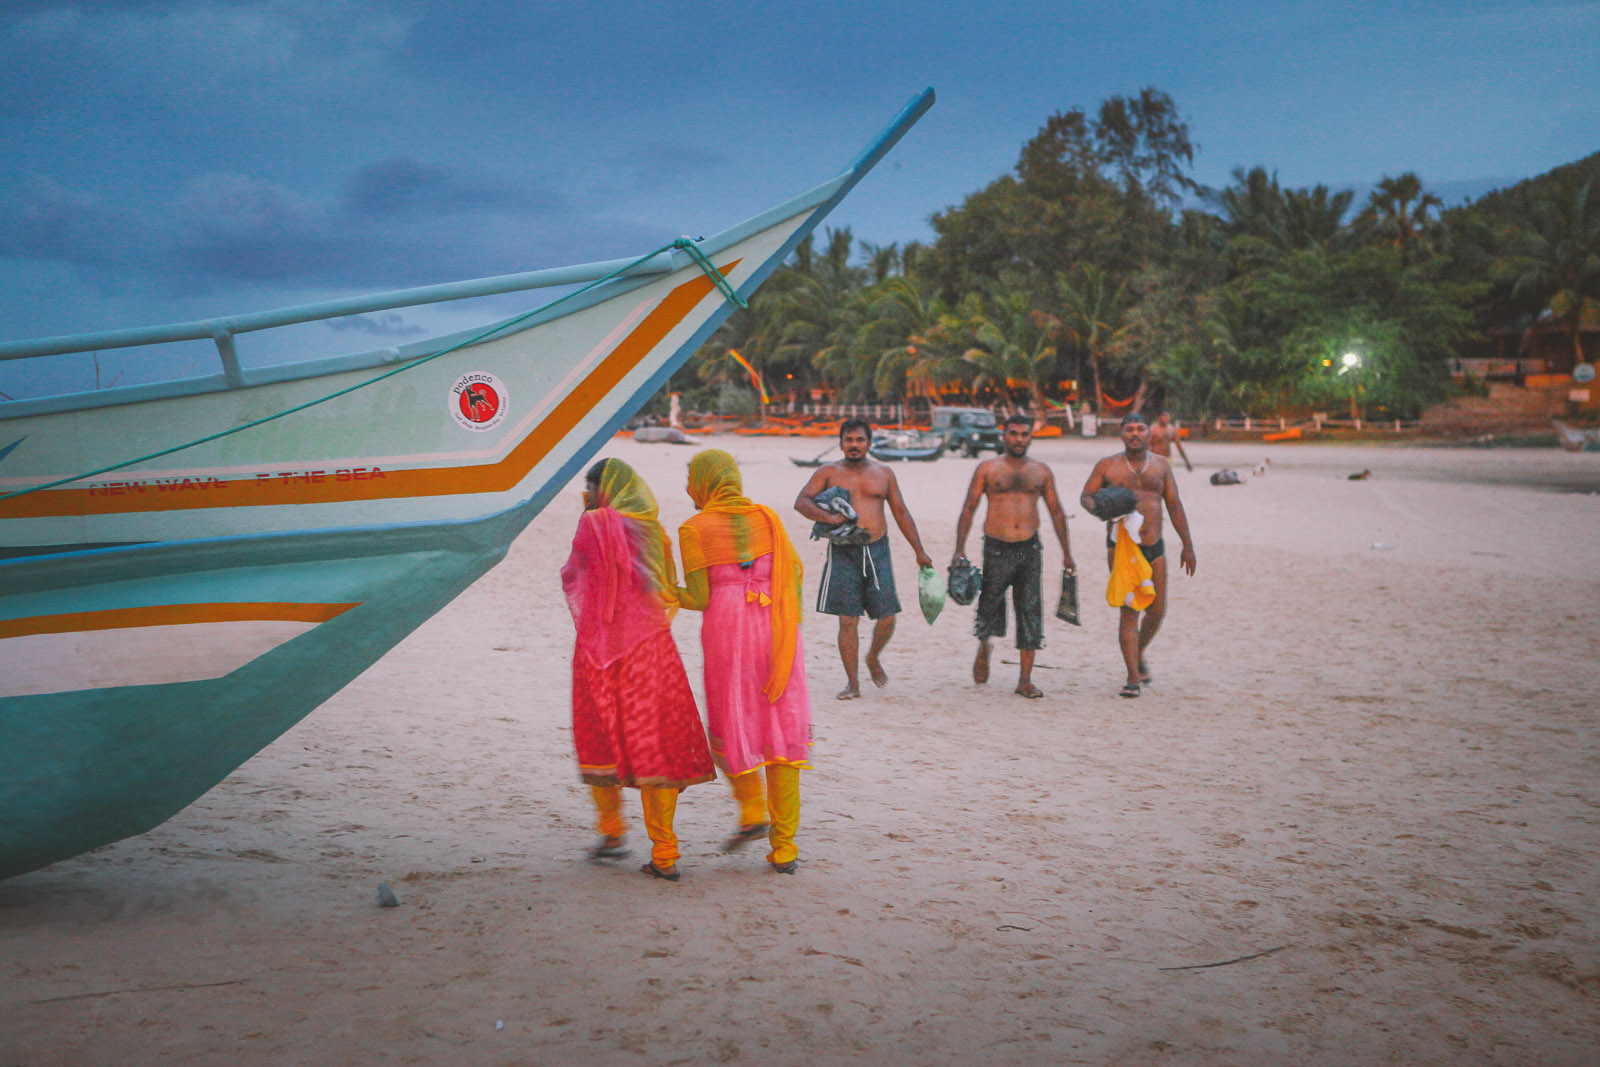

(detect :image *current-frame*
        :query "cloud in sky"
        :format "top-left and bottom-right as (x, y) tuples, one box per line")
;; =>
(0, 174), (143, 267)
(0, 155), (669, 298)
(2, 0), (1597, 350)
(1, 0), (415, 113)
(343, 157), (557, 218)
(609, 142), (733, 192)
(171, 172), (332, 283)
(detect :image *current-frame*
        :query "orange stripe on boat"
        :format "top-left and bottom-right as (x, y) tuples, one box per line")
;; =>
(0, 602), (359, 639)
(3, 263), (739, 519)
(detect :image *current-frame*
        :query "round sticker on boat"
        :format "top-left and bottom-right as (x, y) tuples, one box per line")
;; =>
(450, 372), (508, 431)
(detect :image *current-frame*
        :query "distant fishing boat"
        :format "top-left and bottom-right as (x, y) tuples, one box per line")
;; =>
(0, 89), (935, 879)
(1553, 420), (1600, 452)
(869, 431), (943, 462)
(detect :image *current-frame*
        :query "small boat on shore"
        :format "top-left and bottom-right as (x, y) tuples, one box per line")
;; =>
(0, 90), (935, 879)
(1553, 420), (1600, 452)
(629, 426), (697, 445)
(870, 431), (943, 462)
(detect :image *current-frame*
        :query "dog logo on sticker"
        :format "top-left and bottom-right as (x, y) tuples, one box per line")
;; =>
(450, 372), (508, 432)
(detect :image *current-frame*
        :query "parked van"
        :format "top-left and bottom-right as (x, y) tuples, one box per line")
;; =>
(930, 406), (1003, 456)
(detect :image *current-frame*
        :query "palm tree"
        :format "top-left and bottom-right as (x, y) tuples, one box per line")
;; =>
(1361, 172), (1442, 263)
(1209, 166), (1286, 247)
(1506, 174), (1600, 365)
(695, 257), (814, 406)
(1057, 264), (1131, 416)
(858, 241), (902, 285)
(1207, 167), (1353, 256)
(855, 274), (970, 400)
(1282, 185), (1354, 250)
(962, 278), (1061, 421)
(765, 229), (871, 400)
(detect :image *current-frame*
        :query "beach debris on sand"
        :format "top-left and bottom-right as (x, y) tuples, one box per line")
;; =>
(632, 426), (696, 445)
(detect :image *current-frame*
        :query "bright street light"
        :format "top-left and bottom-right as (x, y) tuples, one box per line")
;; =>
(1339, 352), (1363, 418)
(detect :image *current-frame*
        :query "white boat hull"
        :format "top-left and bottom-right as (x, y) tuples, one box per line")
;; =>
(0, 90), (936, 878)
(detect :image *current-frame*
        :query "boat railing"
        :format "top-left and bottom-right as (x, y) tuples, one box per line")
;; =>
(0, 247), (694, 383)
(0, 84), (934, 420)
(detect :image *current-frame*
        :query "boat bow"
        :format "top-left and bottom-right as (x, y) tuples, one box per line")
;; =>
(0, 89), (935, 879)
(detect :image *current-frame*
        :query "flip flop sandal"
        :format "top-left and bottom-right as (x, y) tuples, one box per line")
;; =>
(1119, 683), (1141, 698)
(587, 838), (631, 860)
(641, 861), (680, 882)
(722, 823), (769, 852)
(771, 859), (798, 874)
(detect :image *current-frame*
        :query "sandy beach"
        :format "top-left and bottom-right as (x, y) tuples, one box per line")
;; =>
(3, 435), (1597, 1066)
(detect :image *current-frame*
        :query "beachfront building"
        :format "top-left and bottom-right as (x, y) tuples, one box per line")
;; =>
(1451, 306), (1600, 414)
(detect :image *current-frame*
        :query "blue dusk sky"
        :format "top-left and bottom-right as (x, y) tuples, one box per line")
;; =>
(1, 0), (1596, 394)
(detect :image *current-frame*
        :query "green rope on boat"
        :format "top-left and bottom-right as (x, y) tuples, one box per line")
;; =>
(0, 239), (745, 503)
(673, 238), (747, 309)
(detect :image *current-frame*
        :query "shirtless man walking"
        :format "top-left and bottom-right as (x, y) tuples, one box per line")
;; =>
(1080, 413), (1197, 697)
(952, 415), (1076, 698)
(1150, 410), (1192, 472)
(795, 419), (934, 700)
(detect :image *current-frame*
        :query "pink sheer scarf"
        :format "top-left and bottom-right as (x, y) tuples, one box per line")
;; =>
(561, 507), (673, 668)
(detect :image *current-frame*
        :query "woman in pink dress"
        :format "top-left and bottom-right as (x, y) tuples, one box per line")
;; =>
(676, 450), (812, 873)
(561, 459), (714, 881)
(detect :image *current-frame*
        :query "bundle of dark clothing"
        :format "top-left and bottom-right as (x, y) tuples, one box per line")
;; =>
(1088, 484), (1138, 520)
(947, 558), (981, 605)
(808, 486), (874, 545)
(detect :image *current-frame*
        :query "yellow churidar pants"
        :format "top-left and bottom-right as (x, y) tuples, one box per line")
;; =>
(588, 784), (681, 866)
(728, 763), (801, 866)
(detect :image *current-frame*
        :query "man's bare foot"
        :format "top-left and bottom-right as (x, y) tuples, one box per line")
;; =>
(973, 643), (991, 684)
(1138, 659), (1152, 684)
(1015, 683), (1043, 699)
(836, 685), (860, 700)
(865, 654), (888, 689)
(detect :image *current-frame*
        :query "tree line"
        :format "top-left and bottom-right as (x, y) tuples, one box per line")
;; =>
(664, 88), (1600, 421)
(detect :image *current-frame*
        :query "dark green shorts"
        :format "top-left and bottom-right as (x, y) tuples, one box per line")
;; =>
(818, 537), (901, 619)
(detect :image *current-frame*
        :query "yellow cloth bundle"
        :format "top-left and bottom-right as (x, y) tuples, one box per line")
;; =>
(679, 449), (803, 702)
(1106, 513), (1155, 611)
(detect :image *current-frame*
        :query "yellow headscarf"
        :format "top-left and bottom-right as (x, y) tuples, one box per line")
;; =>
(679, 449), (802, 702)
(592, 458), (678, 615)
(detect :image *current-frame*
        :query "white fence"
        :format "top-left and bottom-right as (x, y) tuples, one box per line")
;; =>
(1448, 357), (1547, 379)
(759, 405), (1421, 434)
(778, 403), (909, 422)
(1206, 415), (1420, 433)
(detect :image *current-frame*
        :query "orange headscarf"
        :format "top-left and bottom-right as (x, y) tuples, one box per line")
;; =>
(679, 450), (802, 702)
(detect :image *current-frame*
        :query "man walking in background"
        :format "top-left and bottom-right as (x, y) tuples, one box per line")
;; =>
(1151, 410), (1192, 472)
(795, 419), (934, 700)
